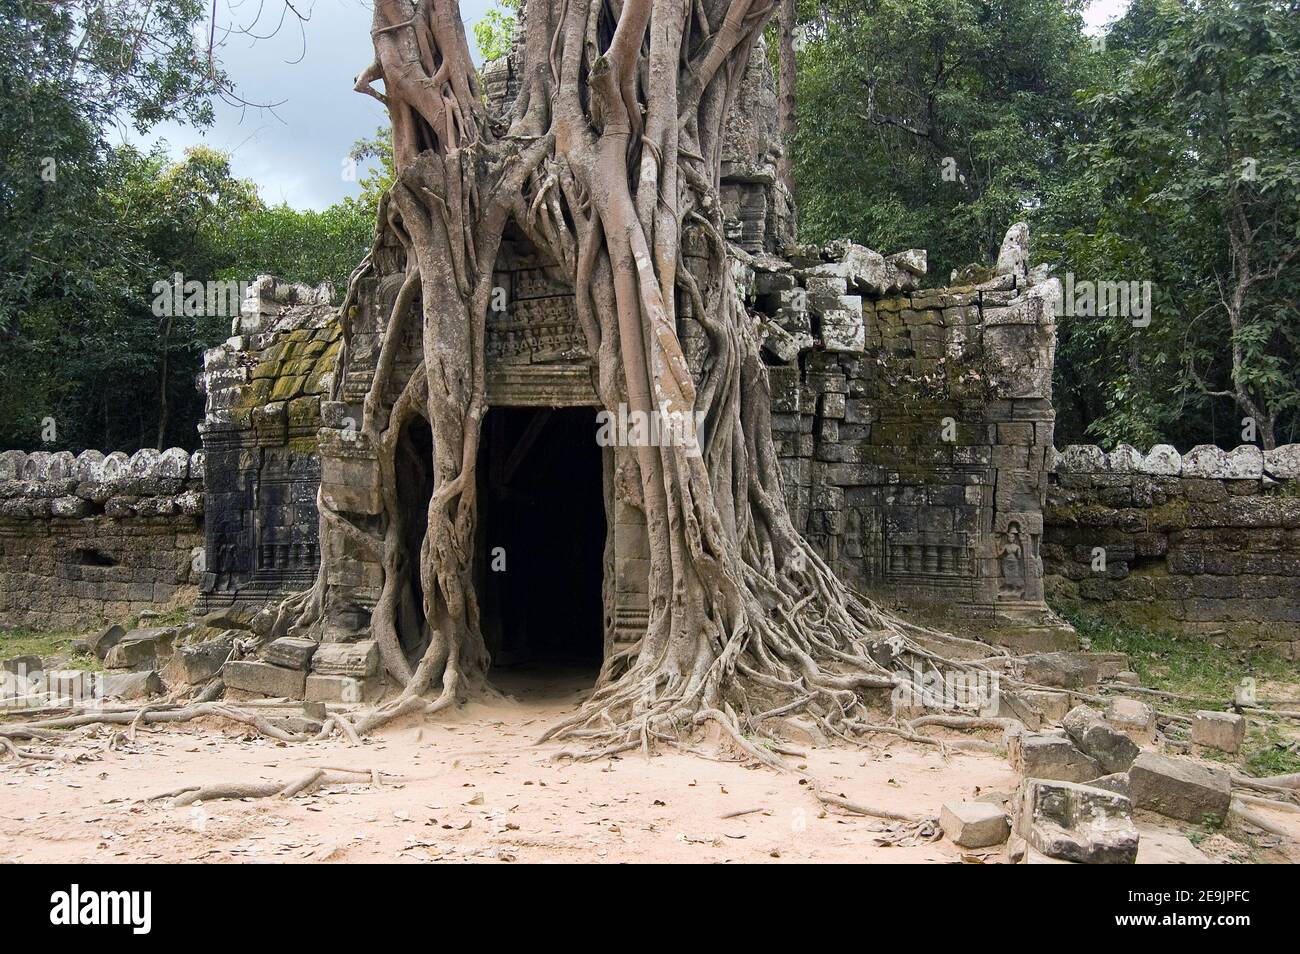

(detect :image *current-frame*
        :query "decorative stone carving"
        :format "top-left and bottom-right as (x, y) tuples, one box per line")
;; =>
(998, 521), (1028, 599)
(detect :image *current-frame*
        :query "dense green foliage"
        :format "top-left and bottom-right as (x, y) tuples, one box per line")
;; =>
(792, 0), (1097, 280)
(346, 126), (396, 219)
(1045, 0), (1300, 448)
(0, 137), (372, 452)
(0, 2), (373, 451)
(792, 0), (1300, 447)
(1, 0), (220, 450)
(216, 203), (374, 293)
(473, 0), (520, 62)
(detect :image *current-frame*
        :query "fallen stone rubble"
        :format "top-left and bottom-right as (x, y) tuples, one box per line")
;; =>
(931, 646), (1297, 863)
(0, 599), (383, 711)
(1013, 778), (1140, 864)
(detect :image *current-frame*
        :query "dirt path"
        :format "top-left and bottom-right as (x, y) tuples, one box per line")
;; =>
(2, 673), (1295, 863)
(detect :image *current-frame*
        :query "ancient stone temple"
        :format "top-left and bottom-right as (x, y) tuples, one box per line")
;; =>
(188, 43), (1063, 698)
(198, 279), (337, 610)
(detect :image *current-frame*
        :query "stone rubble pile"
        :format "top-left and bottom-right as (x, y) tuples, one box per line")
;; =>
(1012, 778), (1140, 864)
(0, 595), (381, 713)
(934, 647), (1273, 864)
(201, 602), (383, 705)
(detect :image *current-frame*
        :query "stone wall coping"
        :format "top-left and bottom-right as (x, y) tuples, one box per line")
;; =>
(1049, 443), (1300, 481)
(0, 447), (204, 520)
(0, 447), (200, 483)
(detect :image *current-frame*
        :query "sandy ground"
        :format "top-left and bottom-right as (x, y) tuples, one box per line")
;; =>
(2, 670), (1297, 864)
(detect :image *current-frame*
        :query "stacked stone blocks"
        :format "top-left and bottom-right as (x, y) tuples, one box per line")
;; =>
(1045, 442), (1300, 656)
(0, 447), (204, 627)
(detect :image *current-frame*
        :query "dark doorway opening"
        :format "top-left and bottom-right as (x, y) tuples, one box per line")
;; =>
(478, 407), (606, 677)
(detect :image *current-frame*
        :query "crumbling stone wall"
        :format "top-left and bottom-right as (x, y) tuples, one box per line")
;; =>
(1044, 443), (1300, 657)
(0, 448), (204, 628)
(718, 37), (796, 255)
(744, 228), (1063, 642)
(197, 276), (338, 610)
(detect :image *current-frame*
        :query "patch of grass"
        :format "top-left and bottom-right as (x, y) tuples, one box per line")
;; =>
(0, 627), (102, 671)
(1052, 602), (1300, 781)
(1242, 725), (1300, 778)
(135, 607), (190, 628)
(1051, 602), (1293, 705)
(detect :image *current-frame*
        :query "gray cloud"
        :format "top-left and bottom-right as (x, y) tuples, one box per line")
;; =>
(125, 0), (497, 210)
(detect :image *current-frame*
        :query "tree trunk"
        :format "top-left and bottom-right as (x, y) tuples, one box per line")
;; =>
(286, 0), (945, 750)
(156, 316), (172, 449)
(1224, 196), (1278, 450)
(777, 0), (797, 193)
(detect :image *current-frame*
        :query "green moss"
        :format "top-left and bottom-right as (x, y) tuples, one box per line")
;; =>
(1112, 599), (1183, 632)
(141, 607), (190, 627)
(1043, 503), (1115, 526)
(286, 396), (320, 427)
(269, 374), (307, 401)
(244, 377), (273, 406)
(237, 323), (341, 415)
(258, 342), (286, 366)
(1143, 497), (1191, 531)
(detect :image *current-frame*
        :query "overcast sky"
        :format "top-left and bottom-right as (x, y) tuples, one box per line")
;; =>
(125, 0), (1131, 211)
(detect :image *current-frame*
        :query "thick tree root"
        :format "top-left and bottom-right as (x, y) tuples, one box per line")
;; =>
(695, 703), (939, 828)
(1235, 771), (1300, 791)
(1234, 791), (1300, 813)
(149, 767), (400, 807)
(0, 736), (60, 762)
(1, 702), (318, 744)
(1230, 799), (1294, 840)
